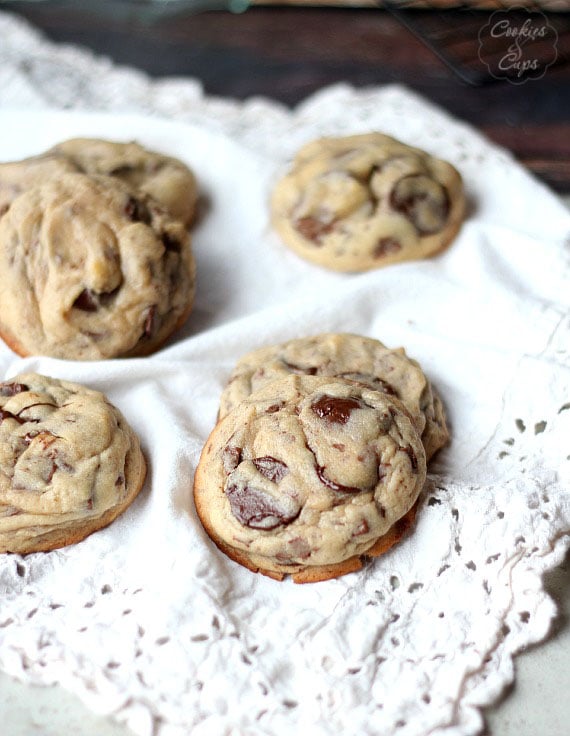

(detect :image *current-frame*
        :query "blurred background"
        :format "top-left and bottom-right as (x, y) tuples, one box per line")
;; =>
(2, 0), (569, 192)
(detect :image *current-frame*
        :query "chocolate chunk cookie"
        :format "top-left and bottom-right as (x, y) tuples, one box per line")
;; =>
(270, 133), (465, 272)
(0, 172), (196, 360)
(48, 138), (198, 226)
(219, 333), (448, 461)
(194, 375), (426, 582)
(0, 373), (146, 554)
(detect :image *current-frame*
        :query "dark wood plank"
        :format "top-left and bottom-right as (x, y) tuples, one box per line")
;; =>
(482, 124), (570, 189)
(6, 4), (570, 192)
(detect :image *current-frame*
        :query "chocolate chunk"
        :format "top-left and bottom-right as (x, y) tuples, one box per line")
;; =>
(0, 382), (29, 397)
(45, 461), (58, 484)
(125, 195), (151, 225)
(311, 395), (363, 424)
(315, 464), (362, 494)
(265, 402), (285, 414)
(374, 238), (402, 259)
(226, 482), (300, 530)
(222, 445), (242, 474)
(252, 456), (289, 483)
(294, 216), (335, 244)
(390, 175), (450, 236)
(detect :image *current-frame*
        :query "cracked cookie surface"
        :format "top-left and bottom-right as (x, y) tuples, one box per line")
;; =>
(0, 373), (146, 553)
(271, 132), (465, 272)
(0, 172), (196, 360)
(194, 374), (426, 582)
(219, 333), (448, 461)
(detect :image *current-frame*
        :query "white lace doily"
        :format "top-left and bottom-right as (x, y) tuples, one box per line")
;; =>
(1, 10), (570, 736)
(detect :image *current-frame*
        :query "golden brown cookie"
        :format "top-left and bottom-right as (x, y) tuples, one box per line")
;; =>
(0, 172), (196, 360)
(194, 375), (426, 582)
(219, 333), (449, 461)
(0, 373), (146, 554)
(271, 132), (465, 272)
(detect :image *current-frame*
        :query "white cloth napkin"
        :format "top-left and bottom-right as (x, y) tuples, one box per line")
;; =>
(0, 11), (569, 736)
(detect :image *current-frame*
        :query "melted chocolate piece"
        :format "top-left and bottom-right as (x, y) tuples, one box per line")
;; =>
(315, 464), (362, 494)
(125, 195), (151, 225)
(222, 445), (242, 474)
(390, 174), (450, 236)
(45, 461), (58, 484)
(265, 402), (285, 414)
(252, 456), (289, 483)
(0, 382), (29, 397)
(226, 483), (300, 530)
(374, 237), (402, 259)
(311, 395), (363, 424)
(295, 216), (335, 244)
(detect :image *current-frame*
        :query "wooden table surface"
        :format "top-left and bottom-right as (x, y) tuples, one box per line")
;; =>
(7, 3), (570, 193)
